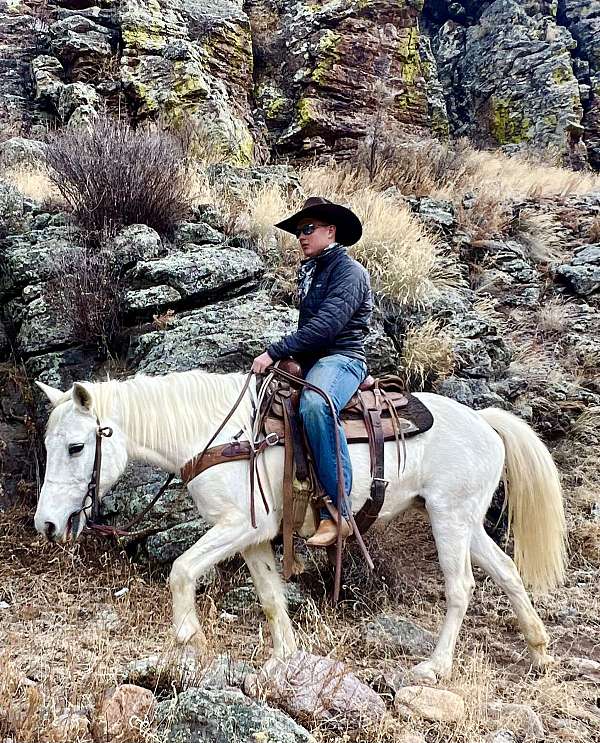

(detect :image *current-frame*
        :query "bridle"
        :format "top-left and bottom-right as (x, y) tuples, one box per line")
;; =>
(76, 417), (175, 539)
(70, 419), (113, 538)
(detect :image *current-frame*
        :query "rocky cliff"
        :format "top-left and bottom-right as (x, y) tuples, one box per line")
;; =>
(1, 0), (600, 166)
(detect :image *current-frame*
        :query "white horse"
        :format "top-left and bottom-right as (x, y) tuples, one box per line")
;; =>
(34, 369), (566, 682)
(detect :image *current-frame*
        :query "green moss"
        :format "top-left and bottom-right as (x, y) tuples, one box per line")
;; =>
(297, 97), (314, 129)
(311, 29), (341, 84)
(265, 95), (287, 119)
(551, 65), (571, 85)
(489, 97), (532, 145)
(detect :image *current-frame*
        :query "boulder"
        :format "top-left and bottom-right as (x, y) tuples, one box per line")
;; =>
(362, 614), (435, 657)
(92, 684), (156, 742)
(57, 81), (99, 122)
(246, 650), (386, 726)
(130, 245), (264, 301)
(111, 224), (163, 269)
(125, 652), (252, 692)
(433, 0), (585, 163)
(487, 701), (544, 740)
(394, 685), (465, 722)
(127, 290), (298, 375)
(0, 137), (47, 169)
(0, 181), (27, 239)
(123, 285), (182, 315)
(30, 54), (65, 105)
(49, 14), (115, 64)
(155, 687), (315, 743)
(0, 226), (81, 300)
(15, 285), (77, 356)
(555, 244), (600, 296)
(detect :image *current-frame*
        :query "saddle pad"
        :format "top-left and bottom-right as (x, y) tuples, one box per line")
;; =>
(264, 392), (434, 444)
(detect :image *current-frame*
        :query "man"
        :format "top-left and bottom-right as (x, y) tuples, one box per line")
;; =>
(251, 196), (372, 547)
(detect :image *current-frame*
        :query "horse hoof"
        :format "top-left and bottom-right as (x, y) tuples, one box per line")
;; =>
(531, 653), (556, 672)
(411, 661), (440, 684)
(174, 619), (205, 647)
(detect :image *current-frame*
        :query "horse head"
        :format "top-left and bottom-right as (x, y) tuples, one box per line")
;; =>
(34, 381), (128, 543)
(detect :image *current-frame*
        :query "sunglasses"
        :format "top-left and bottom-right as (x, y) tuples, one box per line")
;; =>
(294, 223), (331, 238)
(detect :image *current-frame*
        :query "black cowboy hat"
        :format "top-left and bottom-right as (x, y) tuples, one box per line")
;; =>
(275, 196), (362, 246)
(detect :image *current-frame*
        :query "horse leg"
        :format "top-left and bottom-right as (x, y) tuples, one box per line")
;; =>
(242, 541), (297, 658)
(470, 525), (553, 669)
(169, 518), (264, 647)
(412, 505), (475, 683)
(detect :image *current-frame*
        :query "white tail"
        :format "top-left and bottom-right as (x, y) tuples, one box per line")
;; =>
(478, 407), (567, 593)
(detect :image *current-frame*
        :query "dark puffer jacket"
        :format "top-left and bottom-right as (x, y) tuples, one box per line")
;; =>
(267, 244), (372, 368)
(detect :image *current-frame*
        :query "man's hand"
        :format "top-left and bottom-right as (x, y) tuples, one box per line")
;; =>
(251, 351), (274, 374)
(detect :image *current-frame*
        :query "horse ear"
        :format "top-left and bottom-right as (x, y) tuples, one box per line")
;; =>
(35, 380), (64, 407)
(72, 382), (93, 414)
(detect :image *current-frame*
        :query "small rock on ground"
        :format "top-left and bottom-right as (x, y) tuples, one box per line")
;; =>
(394, 685), (465, 723)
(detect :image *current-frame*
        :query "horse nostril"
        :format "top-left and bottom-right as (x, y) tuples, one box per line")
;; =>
(44, 521), (56, 541)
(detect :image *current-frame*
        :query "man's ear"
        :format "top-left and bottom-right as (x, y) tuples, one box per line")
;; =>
(72, 383), (93, 414)
(35, 381), (64, 407)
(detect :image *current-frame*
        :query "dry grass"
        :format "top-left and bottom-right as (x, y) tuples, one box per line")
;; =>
(512, 210), (569, 263)
(455, 187), (513, 241)
(536, 299), (572, 337)
(1, 477), (598, 743)
(400, 319), (455, 390)
(589, 216), (600, 243)
(0, 164), (61, 204)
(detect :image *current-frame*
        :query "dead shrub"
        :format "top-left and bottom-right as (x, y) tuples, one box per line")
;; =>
(589, 215), (600, 243)
(456, 189), (512, 240)
(46, 235), (122, 347)
(400, 319), (455, 389)
(45, 115), (193, 235)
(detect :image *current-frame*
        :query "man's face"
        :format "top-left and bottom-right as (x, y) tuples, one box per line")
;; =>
(295, 218), (336, 258)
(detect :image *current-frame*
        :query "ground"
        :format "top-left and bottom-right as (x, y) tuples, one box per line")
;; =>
(1, 467), (598, 742)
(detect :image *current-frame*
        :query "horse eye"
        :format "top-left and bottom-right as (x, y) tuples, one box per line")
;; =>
(68, 443), (85, 456)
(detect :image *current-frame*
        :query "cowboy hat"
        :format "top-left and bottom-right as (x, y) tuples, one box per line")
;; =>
(275, 196), (362, 246)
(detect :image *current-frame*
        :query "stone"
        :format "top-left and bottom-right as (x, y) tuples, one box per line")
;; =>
(248, 0), (433, 159)
(363, 614), (435, 657)
(566, 656), (600, 682)
(123, 285), (182, 314)
(48, 709), (90, 741)
(555, 244), (600, 296)
(127, 290), (298, 375)
(130, 245), (264, 301)
(15, 286), (77, 356)
(0, 181), (27, 238)
(146, 519), (212, 565)
(155, 687), (315, 742)
(112, 224), (163, 269)
(30, 54), (64, 105)
(0, 137), (47, 169)
(394, 686), (465, 722)
(0, 227), (81, 300)
(101, 463), (201, 538)
(173, 221), (226, 246)
(49, 14), (115, 64)
(416, 197), (456, 228)
(92, 684), (155, 741)
(57, 82), (99, 122)
(247, 650), (386, 726)
(487, 701), (544, 740)
(486, 732), (517, 743)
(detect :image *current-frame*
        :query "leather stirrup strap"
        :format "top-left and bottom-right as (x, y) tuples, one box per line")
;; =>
(282, 397), (296, 580)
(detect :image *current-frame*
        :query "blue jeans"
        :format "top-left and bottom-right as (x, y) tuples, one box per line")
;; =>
(299, 354), (367, 519)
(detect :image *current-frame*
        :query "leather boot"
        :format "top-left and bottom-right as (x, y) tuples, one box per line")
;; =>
(306, 517), (352, 548)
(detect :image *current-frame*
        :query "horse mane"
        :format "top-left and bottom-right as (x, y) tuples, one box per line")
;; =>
(48, 370), (255, 459)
